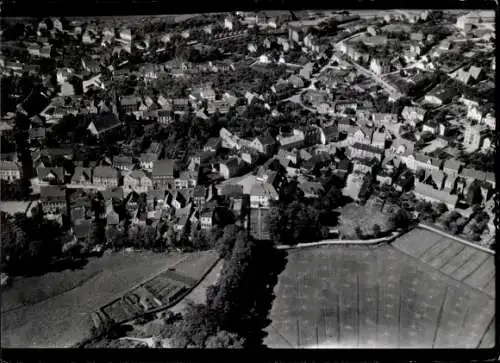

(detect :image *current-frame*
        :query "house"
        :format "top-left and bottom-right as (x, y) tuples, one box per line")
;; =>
(322, 125), (340, 143)
(203, 137), (222, 153)
(0, 161), (21, 181)
(70, 167), (92, 186)
(124, 170), (152, 194)
(27, 43), (41, 57)
(482, 112), (495, 130)
(414, 183), (458, 211)
(376, 170), (394, 185)
(443, 159), (463, 176)
(207, 100), (230, 114)
(250, 182), (279, 208)
(36, 167), (64, 185)
(467, 106), (484, 122)
(419, 169), (447, 190)
(40, 45), (52, 59)
(422, 120), (440, 135)
(271, 82), (295, 99)
(411, 153), (442, 171)
(463, 124), (489, 152)
(224, 15), (239, 30)
(371, 128), (388, 149)
(139, 153), (158, 172)
(277, 129), (305, 150)
(92, 166), (119, 188)
(393, 170), (414, 193)
(193, 185), (207, 207)
(250, 135), (276, 155)
(156, 110), (174, 125)
(40, 185), (67, 214)
(87, 113), (121, 137)
(220, 157), (243, 180)
(152, 159), (176, 190)
(200, 204), (216, 231)
(288, 74), (305, 88)
(172, 98), (189, 112)
(81, 58), (100, 74)
(370, 57), (390, 75)
(351, 127), (374, 145)
(120, 96), (141, 114)
(348, 142), (384, 161)
(112, 155), (134, 173)
(372, 113), (398, 126)
(424, 87), (456, 106)
(175, 170), (198, 189)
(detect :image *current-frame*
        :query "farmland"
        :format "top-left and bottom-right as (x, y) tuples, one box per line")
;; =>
(1, 250), (218, 348)
(265, 228), (494, 348)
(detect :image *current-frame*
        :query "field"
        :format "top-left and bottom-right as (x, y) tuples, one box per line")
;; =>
(1, 250), (217, 348)
(265, 228), (494, 348)
(337, 203), (391, 238)
(95, 251), (219, 328)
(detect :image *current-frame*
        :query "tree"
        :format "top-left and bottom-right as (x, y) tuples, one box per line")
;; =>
(205, 330), (245, 348)
(389, 208), (413, 230)
(467, 182), (483, 206)
(215, 224), (240, 259)
(436, 202), (448, 216)
(354, 226), (364, 239)
(372, 224), (382, 238)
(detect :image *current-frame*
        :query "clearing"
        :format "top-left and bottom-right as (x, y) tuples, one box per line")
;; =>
(265, 228), (494, 348)
(337, 202), (391, 238)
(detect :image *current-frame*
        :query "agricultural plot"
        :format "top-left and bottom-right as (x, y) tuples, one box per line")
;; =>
(266, 229), (495, 348)
(393, 228), (495, 298)
(93, 251), (219, 327)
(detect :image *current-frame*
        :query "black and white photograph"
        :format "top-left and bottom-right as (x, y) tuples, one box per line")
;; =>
(0, 6), (496, 352)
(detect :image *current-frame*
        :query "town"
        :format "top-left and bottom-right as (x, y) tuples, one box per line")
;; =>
(0, 9), (496, 349)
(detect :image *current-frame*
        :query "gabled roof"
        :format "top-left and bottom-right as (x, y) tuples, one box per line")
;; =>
(256, 134), (276, 146)
(72, 167), (91, 181)
(40, 185), (66, 200)
(219, 183), (244, 197)
(249, 182), (279, 199)
(92, 113), (121, 133)
(152, 159), (175, 177)
(461, 168), (486, 181)
(193, 184), (207, 198)
(37, 167), (64, 180)
(128, 169), (149, 180)
(93, 166), (118, 179)
(443, 159), (463, 173)
(0, 160), (20, 171)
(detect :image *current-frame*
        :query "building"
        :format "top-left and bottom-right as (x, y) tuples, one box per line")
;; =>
(343, 171), (366, 202)
(249, 207), (271, 240)
(204, 137), (222, 153)
(40, 185), (67, 213)
(250, 182), (279, 209)
(112, 155), (134, 173)
(139, 153), (158, 172)
(424, 87), (456, 106)
(277, 129), (305, 150)
(193, 185), (207, 207)
(443, 159), (463, 176)
(348, 142), (384, 161)
(463, 124), (489, 152)
(152, 159), (176, 190)
(250, 135), (276, 155)
(220, 157), (243, 180)
(92, 166), (119, 187)
(70, 167), (92, 186)
(87, 113), (121, 137)
(124, 170), (152, 194)
(414, 183), (458, 211)
(370, 57), (390, 75)
(175, 170), (198, 189)
(0, 160), (21, 181)
(120, 96), (141, 114)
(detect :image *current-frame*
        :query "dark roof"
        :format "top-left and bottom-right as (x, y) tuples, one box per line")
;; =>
(40, 185), (66, 200)
(257, 134), (276, 146)
(351, 142), (384, 154)
(152, 159), (175, 177)
(219, 183), (244, 197)
(193, 184), (207, 198)
(93, 166), (118, 179)
(92, 113), (121, 133)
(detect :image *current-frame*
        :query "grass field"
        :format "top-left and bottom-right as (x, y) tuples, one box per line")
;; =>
(1, 251), (213, 348)
(265, 228), (494, 348)
(337, 203), (391, 238)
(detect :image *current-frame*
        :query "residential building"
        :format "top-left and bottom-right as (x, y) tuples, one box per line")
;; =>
(139, 153), (158, 172)
(414, 183), (458, 211)
(463, 124), (489, 152)
(193, 185), (207, 207)
(204, 137), (222, 153)
(0, 161), (21, 181)
(370, 57), (390, 75)
(92, 166), (119, 188)
(152, 159), (176, 190)
(443, 159), (463, 176)
(87, 113), (121, 137)
(343, 171), (366, 202)
(40, 185), (67, 214)
(36, 167), (64, 185)
(348, 142), (384, 161)
(120, 96), (141, 114)
(220, 157), (243, 180)
(277, 129), (305, 150)
(70, 167), (92, 186)
(250, 182), (279, 208)
(250, 135), (276, 155)
(175, 170), (198, 189)
(124, 170), (152, 194)
(112, 155), (134, 173)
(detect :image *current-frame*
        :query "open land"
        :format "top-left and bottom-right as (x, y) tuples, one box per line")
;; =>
(265, 228), (494, 348)
(1, 250), (217, 348)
